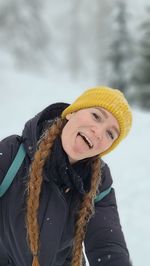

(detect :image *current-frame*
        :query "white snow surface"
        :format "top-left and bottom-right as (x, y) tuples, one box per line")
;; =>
(0, 63), (150, 266)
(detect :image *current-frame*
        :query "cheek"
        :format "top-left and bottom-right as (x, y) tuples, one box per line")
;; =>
(61, 119), (75, 143)
(103, 139), (114, 151)
(96, 138), (112, 153)
(61, 126), (70, 154)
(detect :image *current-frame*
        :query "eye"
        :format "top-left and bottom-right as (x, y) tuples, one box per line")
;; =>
(92, 112), (102, 121)
(107, 130), (115, 140)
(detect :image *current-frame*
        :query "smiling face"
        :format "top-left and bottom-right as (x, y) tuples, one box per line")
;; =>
(61, 107), (120, 164)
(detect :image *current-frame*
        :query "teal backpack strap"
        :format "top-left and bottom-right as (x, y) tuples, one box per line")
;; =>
(94, 186), (112, 203)
(0, 143), (26, 197)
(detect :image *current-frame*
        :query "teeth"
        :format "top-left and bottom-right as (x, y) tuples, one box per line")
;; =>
(79, 132), (93, 148)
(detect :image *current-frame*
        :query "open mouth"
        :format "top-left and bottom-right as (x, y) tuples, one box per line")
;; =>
(77, 132), (93, 149)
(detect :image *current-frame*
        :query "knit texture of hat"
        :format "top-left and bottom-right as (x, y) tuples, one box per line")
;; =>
(61, 86), (132, 156)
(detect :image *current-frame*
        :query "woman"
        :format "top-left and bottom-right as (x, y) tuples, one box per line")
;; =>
(0, 86), (132, 266)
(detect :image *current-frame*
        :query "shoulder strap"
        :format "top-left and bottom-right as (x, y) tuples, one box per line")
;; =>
(94, 186), (112, 203)
(0, 143), (26, 197)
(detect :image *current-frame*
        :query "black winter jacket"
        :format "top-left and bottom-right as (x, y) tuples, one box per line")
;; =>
(0, 103), (132, 266)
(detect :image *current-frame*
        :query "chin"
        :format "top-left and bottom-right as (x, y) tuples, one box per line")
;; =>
(68, 152), (94, 164)
(67, 152), (85, 164)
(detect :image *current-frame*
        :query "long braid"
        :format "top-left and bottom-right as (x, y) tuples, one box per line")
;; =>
(26, 118), (65, 266)
(71, 156), (101, 266)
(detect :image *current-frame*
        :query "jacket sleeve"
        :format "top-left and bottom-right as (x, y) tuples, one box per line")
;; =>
(0, 135), (21, 187)
(0, 135), (21, 265)
(84, 163), (132, 266)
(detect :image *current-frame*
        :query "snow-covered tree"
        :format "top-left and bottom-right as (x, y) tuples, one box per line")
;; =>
(131, 6), (150, 109)
(106, 0), (132, 94)
(90, 0), (114, 83)
(0, 0), (50, 70)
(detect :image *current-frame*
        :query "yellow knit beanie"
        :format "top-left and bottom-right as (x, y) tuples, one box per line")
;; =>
(61, 86), (132, 156)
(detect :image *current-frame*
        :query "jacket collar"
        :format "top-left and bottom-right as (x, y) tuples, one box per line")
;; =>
(22, 102), (69, 159)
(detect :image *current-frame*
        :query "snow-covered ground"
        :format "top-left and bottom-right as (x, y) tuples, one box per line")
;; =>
(0, 62), (150, 266)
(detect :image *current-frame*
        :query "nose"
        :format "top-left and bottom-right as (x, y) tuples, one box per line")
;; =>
(91, 125), (104, 140)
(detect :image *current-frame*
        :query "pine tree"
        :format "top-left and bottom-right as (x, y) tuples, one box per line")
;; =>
(131, 6), (150, 109)
(107, 0), (131, 95)
(92, 0), (114, 84)
(67, 0), (82, 79)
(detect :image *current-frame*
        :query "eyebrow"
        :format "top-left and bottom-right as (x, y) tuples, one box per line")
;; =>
(94, 107), (120, 137)
(112, 126), (120, 137)
(95, 107), (108, 118)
